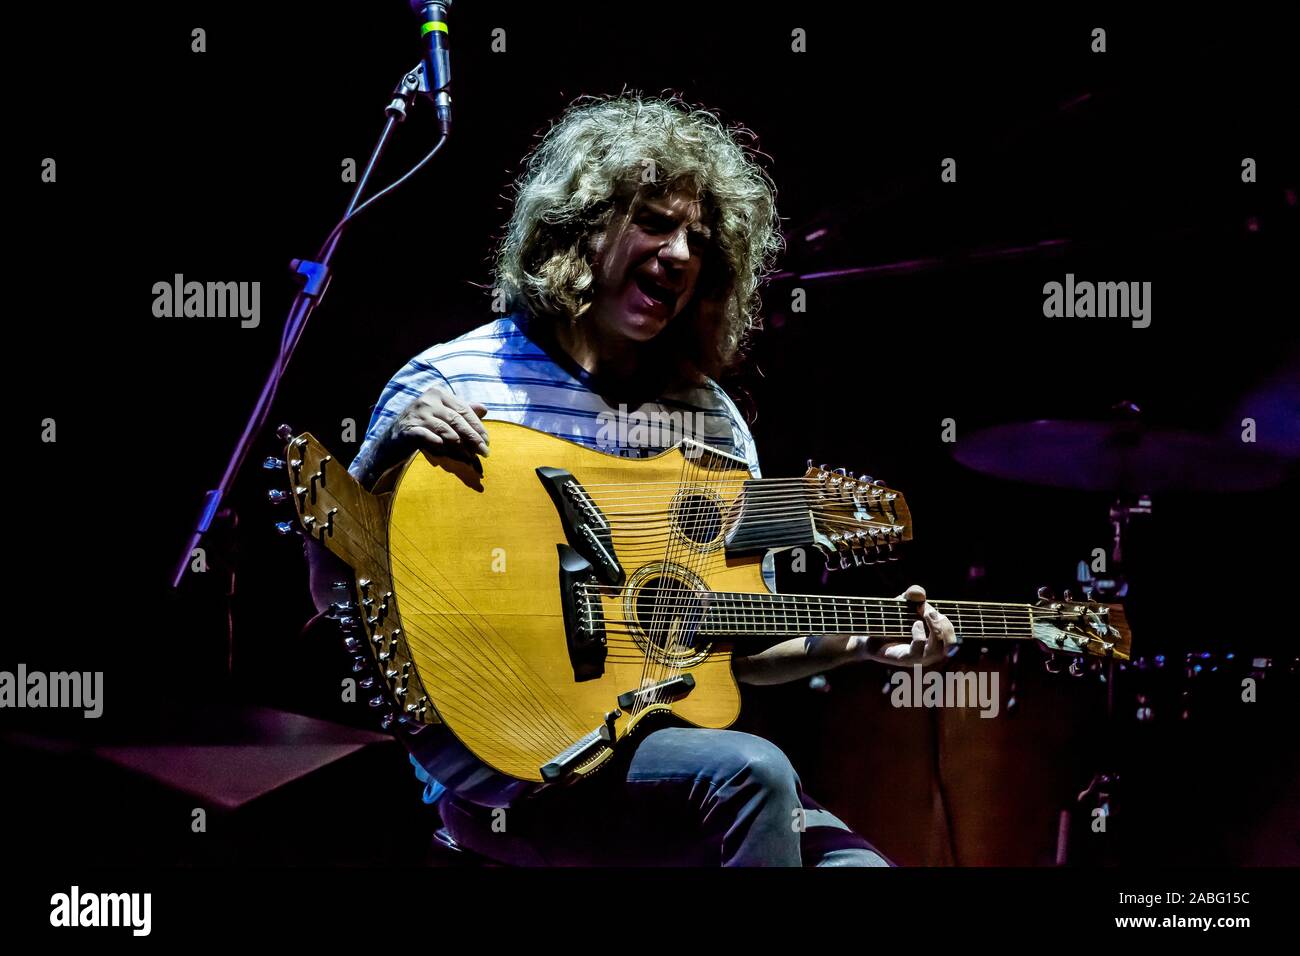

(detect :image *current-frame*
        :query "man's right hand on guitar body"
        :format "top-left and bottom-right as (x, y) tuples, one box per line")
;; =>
(387, 386), (490, 460)
(308, 385), (489, 615)
(349, 385), (490, 490)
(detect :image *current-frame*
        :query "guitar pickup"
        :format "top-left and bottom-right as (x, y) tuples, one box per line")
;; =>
(540, 708), (619, 782)
(537, 467), (624, 585)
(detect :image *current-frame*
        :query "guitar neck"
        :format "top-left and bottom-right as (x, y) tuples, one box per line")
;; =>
(694, 591), (1036, 641)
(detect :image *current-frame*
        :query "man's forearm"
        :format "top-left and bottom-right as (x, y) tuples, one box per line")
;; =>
(732, 634), (873, 686)
(732, 633), (932, 685)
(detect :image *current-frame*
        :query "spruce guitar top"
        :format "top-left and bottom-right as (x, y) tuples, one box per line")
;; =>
(277, 421), (1129, 786)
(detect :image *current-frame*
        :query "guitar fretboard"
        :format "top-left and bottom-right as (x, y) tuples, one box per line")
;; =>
(686, 592), (1037, 640)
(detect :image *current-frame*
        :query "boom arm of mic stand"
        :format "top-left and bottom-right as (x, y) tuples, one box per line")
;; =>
(169, 60), (437, 590)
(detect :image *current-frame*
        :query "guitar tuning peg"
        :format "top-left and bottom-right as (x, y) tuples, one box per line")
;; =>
(1083, 587), (1095, 602)
(275, 423), (295, 442)
(267, 488), (290, 505)
(1062, 589), (1074, 602)
(818, 463), (829, 472)
(263, 456), (286, 471)
(1037, 586), (1055, 602)
(858, 475), (872, 484)
(834, 467), (847, 476)
(806, 458), (815, 470)
(872, 478), (886, 487)
(274, 520), (299, 536)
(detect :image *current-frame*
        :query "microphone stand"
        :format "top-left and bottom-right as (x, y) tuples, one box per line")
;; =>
(170, 60), (443, 698)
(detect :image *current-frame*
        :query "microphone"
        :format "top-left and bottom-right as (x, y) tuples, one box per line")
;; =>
(410, 0), (453, 134)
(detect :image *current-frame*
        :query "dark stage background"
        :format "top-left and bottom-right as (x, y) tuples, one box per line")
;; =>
(8, 2), (1298, 869)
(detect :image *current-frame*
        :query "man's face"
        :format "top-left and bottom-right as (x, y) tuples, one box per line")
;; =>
(586, 189), (712, 343)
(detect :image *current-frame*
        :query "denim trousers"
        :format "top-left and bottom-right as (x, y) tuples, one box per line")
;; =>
(437, 726), (892, 867)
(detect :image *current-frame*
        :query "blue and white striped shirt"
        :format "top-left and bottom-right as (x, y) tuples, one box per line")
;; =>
(348, 310), (763, 807)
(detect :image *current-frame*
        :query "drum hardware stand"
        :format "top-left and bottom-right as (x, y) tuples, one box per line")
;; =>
(1055, 489), (1148, 865)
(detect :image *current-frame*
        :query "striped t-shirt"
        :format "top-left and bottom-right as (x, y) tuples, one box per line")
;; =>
(348, 309), (763, 807)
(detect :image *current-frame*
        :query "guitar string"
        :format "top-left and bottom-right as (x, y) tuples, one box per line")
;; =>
(377, 517), (603, 746)
(660, 451), (716, 707)
(555, 597), (1048, 643)
(601, 462), (901, 709)
(577, 477), (892, 488)
(657, 451), (716, 709)
(595, 602), (1058, 647)
(325, 520), (583, 758)
(321, 498), (594, 756)
(638, 449), (692, 720)
(650, 452), (721, 712)
(599, 508), (902, 524)
(588, 585), (1045, 615)
(608, 470), (904, 671)
(605, 463), (821, 702)
(373, 511), (592, 740)
(575, 525), (905, 553)
(634, 452), (696, 723)
(594, 490), (901, 508)
(643, 455), (696, 711)
(588, 586), (1046, 634)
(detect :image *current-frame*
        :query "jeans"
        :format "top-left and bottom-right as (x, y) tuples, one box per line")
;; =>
(437, 727), (892, 867)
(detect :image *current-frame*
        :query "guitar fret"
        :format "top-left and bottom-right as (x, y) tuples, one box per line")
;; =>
(701, 594), (1038, 641)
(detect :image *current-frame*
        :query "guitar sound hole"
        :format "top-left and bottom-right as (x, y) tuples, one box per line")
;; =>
(671, 492), (723, 547)
(633, 576), (705, 654)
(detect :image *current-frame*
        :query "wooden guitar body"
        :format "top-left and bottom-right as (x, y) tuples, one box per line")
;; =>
(387, 421), (757, 784)
(286, 419), (1121, 794)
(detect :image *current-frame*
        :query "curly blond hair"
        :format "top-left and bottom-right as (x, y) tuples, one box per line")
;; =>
(491, 93), (783, 380)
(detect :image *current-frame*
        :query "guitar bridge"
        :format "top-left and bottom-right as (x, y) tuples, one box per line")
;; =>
(557, 546), (608, 681)
(537, 467), (624, 585)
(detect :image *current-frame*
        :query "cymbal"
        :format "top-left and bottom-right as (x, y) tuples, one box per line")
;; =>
(953, 420), (1291, 493)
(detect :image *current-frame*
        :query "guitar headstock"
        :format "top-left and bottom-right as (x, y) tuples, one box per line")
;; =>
(274, 432), (359, 557)
(804, 463), (914, 570)
(271, 429), (437, 729)
(1031, 589), (1132, 661)
(272, 430), (401, 577)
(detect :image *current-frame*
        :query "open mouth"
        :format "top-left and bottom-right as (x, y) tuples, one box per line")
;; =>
(634, 274), (679, 307)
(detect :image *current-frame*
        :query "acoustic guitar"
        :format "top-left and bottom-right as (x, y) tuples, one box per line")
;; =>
(275, 421), (1130, 787)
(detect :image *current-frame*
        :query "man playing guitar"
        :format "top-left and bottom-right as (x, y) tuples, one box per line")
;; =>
(308, 94), (955, 866)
